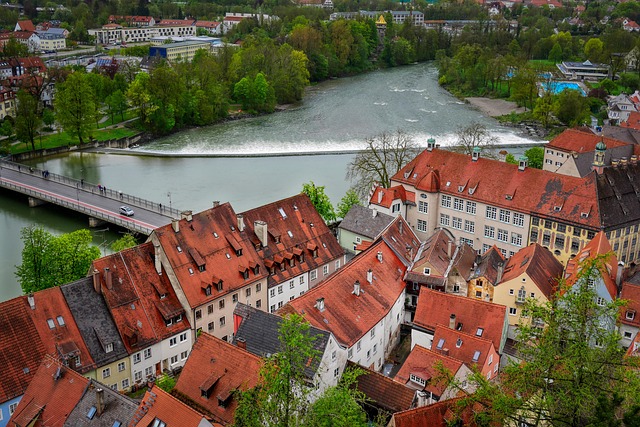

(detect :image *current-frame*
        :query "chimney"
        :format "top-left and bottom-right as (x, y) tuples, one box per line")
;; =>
(316, 297), (325, 311)
(213, 201), (220, 208)
(631, 155), (638, 165)
(92, 269), (101, 294)
(496, 262), (504, 284)
(353, 280), (361, 296)
(236, 337), (246, 350)
(612, 158), (620, 167)
(449, 313), (456, 329)
(616, 261), (625, 291)
(154, 243), (162, 275)
(372, 208), (378, 218)
(377, 251), (383, 263)
(171, 219), (179, 233)
(620, 157), (628, 166)
(447, 240), (454, 259)
(427, 137), (436, 151)
(96, 387), (104, 416)
(377, 190), (383, 204)
(237, 214), (245, 232)
(441, 348), (449, 356)
(104, 268), (112, 290)
(518, 156), (528, 171)
(181, 210), (193, 222)
(254, 220), (268, 247)
(27, 293), (35, 310)
(472, 146), (480, 161)
(367, 269), (373, 284)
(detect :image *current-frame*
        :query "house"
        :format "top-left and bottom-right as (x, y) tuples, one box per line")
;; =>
(394, 345), (473, 405)
(619, 271), (640, 348)
(240, 194), (345, 312)
(148, 41), (211, 62)
(232, 303), (347, 398)
(466, 246), (505, 302)
(148, 205), (268, 341)
(173, 333), (261, 425)
(14, 20), (35, 32)
(0, 297), (46, 427)
(527, 0), (562, 8)
(63, 379), (138, 427)
(411, 288), (508, 355)
(622, 17), (640, 32)
(492, 243), (563, 339)
(60, 277), (132, 393)
(0, 89), (15, 119)
(0, 31), (40, 53)
(108, 15), (156, 27)
(279, 238), (407, 372)
(8, 355), (89, 427)
(621, 111), (640, 131)
(337, 204), (394, 254)
(607, 93), (638, 125)
(35, 29), (66, 52)
(556, 60), (610, 81)
(221, 13), (276, 33)
(387, 396), (486, 427)
(91, 242), (192, 391)
(129, 386), (216, 427)
(368, 184), (415, 218)
(195, 21), (222, 35)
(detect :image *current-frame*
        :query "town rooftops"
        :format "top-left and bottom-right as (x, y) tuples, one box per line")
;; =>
(369, 184), (415, 209)
(597, 162), (640, 230)
(338, 204), (394, 240)
(499, 243), (563, 299)
(173, 333), (261, 425)
(15, 20), (35, 31)
(547, 128), (630, 153)
(0, 296), (46, 405)
(157, 19), (196, 26)
(470, 245), (505, 285)
(564, 231), (619, 299)
(348, 361), (415, 414)
(130, 385), (215, 427)
(389, 396), (488, 427)
(378, 215), (421, 268)
(431, 325), (495, 368)
(394, 345), (464, 395)
(405, 229), (455, 285)
(392, 147), (601, 229)
(63, 379), (137, 427)
(621, 112), (640, 131)
(620, 278), (640, 329)
(9, 355), (90, 427)
(414, 289), (507, 353)
(279, 239), (406, 348)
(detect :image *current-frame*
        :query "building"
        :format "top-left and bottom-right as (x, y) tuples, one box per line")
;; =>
(368, 184), (416, 218)
(36, 31), (66, 52)
(88, 24), (196, 45)
(0, 31), (40, 53)
(466, 246), (505, 302)
(431, 325), (499, 380)
(387, 396), (484, 427)
(173, 333), (262, 425)
(607, 93), (638, 125)
(240, 194), (345, 312)
(148, 40), (211, 62)
(337, 204), (394, 254)
(556, 60), (609, 81)
(0, 89), (15, 120)
(14, 20), (35, 32)
(108, 15), (156, 27)
(619, 271), (640, 348)
(129, 386), (215, 427)
(63, 380), (138, 427)
(492, 243), (563, 339)
(329, 10), (425, 26)
(195, 21), (222, 35)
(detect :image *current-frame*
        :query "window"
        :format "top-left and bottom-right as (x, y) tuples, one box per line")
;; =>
(323, 265), (329, 276)
(134, 371), (142, 382)
(335, 260), (340, 269)
(370, 327), (375, 338)
(10, 402), (18, 415)
(270, 305), (276, 313)
(497, 229), (508, 242)
(452, 216), (462, 230)
(232, 293), (238, 303)
(511, 233), (522, 247)
(246, 288), (252, 298)
(348, 348), (353, 358)
(118, 361), (126, 372)
(499, 209), (511, 223)
(482, 244), (491, 253)
(475, 290), (482, 298)
(509, 289), (514, 295)
(441, 195), (451, 208)
(488, 354), (493, 365)
(410, 374), (426, 386)
(544, 220), (553, 229)
(208, 321), (214, 331)
(485, 225), (495, 239)
(509, 307), (517, 315)
(530, 229), (538, 242)
(624, 331), (633, 339)
(453, 197), (464, 211)
(170, 337), (177, 347)
(122, 378), (130, 389)
(219, 299), (225, 310)
(332, 351), (337, 360)
(373, 344), (378, 354)
(357, 341), (361, 352)
(195, 310), (202, 320)
(557, 223), (566, 233)
(513, 212), (525, 227)
(256, 299), (262, 308)
(105, 343), (113, 353)
(596, 297), (605, 306)
(181, 351), (188, 360)
(171, 355), (178, 365)
(440, 214), (450, 227)
(310, 270), (317, 280)
(555, 235), (565, 249)
(145, 366), (153, 378)
(219, 316), (226, 326)
(57, 316), (65, 326)
(517, 287), (526, 303)
(47, 318), (55, 329)
(464, 220), (475, 234)
(476, 328), (484, 336)
(626, 311), (636, 321)
(461, 237), (473, 248)
(417, 219), (427, 232)
(277, 285), (283, 295)
(144, 348), (151, 359)
(256, 283), (262, 292)
(133, 353), (141, 364)
(299, 276), (305, 285)
(418, 201), (428, 214)
(334, 368), (340, 377)
(270, 288), (276, 298)
(366, 350), (371, 360)
(423, 268), (431, 275)
(486, 206), (497, 220)
(207, 304), (214, 315)
(466, 201), (476, 215)
(103, 368), (111, 379)
(391, 203), (401, 213)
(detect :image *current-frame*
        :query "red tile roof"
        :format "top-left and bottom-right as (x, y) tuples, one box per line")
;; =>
(392, 147), (601, 229)
(240, 194), (344, 288)
(627, 333), (640, 357)
(26, 286), (95, 374)
(280, 239), (406, 347)
(16, 20), (35, 32)
(195, 21), (221, 28)
(369, 184), (415, 209)
(130, 385), (213, 427)
(499, 244), (563, 299)
(390, 396), (489, 427)
(529, 0), (562, 7)
(173, 333), (261, 425)
(621, 111), (640, 130)
(414, 289), (507, 352)
(411, 229), (456, 277)
(621, 281), (640, 328)
(151, 203), (267, 310)
(547, 128), (630, 153)
(9, 355), (89, 427)
(378, 215), (421, 268)
(394, 345), (464, 395)
(432, 325), (496, 370)
(348, 361), (415, 413)
(564, 231), (618, 299)
(158, 19), (196, 26)
(0, 297), (46, 404)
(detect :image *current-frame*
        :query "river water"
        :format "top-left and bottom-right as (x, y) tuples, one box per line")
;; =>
(0, 62), (539, 301)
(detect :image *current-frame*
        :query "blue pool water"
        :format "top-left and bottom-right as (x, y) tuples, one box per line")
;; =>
(544, 81), (586, 96)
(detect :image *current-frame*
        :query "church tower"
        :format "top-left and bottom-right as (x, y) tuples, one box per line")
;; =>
(592, 139), (606, 174)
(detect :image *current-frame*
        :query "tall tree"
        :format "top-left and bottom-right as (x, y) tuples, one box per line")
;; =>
(553, 89), (589, 126)
(346, 130), (419, 199)
(453, 121), (498, 156)
(302, 181), (336, 223)
(55, 72), (96, 144)
(336, 189), (361, 219)
(14, 90), (42, 151)
(524, 147), (544, 169)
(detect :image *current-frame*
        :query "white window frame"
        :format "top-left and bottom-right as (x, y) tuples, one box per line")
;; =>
(513, 212), (525, 227)
(499, 209), (511, 223)
(464, 220), (475, 234)
(453, 197), (464, 211)
(441, 195), (451, 208)
(417, 219), (427, 232)
(452, 216), (462, 230)
(484, 225), (495, 239)
(418, 201), (428, 214)
(486, 206), (497, 220)
(440, 214), (450, 227)
(497, 229), (508, 242)
(466, 201), (476, 215)
(511, 233), (522, 247)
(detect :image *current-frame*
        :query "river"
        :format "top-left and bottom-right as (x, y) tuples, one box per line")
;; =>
(0, 62), (539, 301)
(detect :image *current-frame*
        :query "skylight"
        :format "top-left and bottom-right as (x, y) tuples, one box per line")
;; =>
(287, 230), (293, 238)
(57, 316), (65, 326)
(436, 338), (445, 350)
(472, 351), (481, 362)
(278, 207), (287, 219)
(87, 407), (97, 420)
(476, 328), (484, 337)
(456, 338), (463, 348)
(47, 318), (55, 329)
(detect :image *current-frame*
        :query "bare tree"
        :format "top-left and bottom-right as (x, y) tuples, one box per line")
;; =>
(452, 121), (498, 156)
(346, 130), (420, 199)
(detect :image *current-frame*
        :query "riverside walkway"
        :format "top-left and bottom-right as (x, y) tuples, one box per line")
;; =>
(0, 159), (181, 235)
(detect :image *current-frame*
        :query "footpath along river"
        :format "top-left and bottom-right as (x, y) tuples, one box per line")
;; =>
(0, 62), (540, 301)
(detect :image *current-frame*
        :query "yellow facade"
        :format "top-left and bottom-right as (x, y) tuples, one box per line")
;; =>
(492, 272), (550, 330)
(83, 354), (132, 392)
(467, 276), (495, 303)
(528, 217), (595, 266)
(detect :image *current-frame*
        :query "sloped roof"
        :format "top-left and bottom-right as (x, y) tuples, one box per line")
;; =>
(279, 239), (406, 348)
(348, 361), (414, 413)
(130, 386), (214, 427)
(369, 184), (415, 209)
(431, 325), (495, 368)
(499, 244), (563, 299)
(413, 289), (506, 352)
(394, 345), (463, 396)
(410, 229), (455, 278)
(378, 215), (421, 268)
(64, 380), (137, 427)
(621, 111), (640, 131)
(338, 204), (394, 239)
(9, 355), (89, 427)
(471, 246), (505, 285)
(16, 20), (35, 31)
(232, 303), (330, 379)
(620, 281), (640, 328)
(157, 19), (196, 26)
(597, 163), (640, 230)
(564, 231), (618, 299)
(547, 128), (630, 153)
(0, 297), (46, 404)
(392, 147), (601, 229)
(152, 203), (267, 309)
(174, 333), (261, 425)
(390, 396), (489, 427)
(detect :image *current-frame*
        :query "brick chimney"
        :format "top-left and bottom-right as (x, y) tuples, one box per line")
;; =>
(367, 269), (373, 284)
(353, 280), (361, 296)
(181, 210), (193, 222)
(27, 293), (35, 310)
(96, 387), (104, 416)
(254, 221), (268, 247)
(377, 251), (383, 263)
(236, 337), (246, 350)
(104, 268), (112, 290)
(316, 297), (325, 311)
(171, 219), (179, 233)
(213, 201), (220, 208)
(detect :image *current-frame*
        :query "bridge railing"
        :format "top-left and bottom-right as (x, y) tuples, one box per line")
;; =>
(0, 159), (182, 218)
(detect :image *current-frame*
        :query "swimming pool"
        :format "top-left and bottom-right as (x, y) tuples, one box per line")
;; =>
(543, 81), (586, 96)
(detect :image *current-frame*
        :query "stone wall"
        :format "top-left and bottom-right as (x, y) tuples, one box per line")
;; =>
(12, 133), (142, 161)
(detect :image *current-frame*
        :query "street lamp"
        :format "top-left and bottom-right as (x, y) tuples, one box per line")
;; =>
(167, 192), (172, 211)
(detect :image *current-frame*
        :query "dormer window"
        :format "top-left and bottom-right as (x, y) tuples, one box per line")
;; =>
(436, 338), (444, 350)
(198, 265), (205, 273)
(409, 374), (426, 386)
(313, 249), (318, 258)
(216, 281), (223, 292)
(289, 258), (295, 267)
(105, 343), (113, 353)
(627, 310), (636, 321)
(270, 267), (275, 276)
(204, 286), (212, 296)
(159, 292), (167, 300)
(423, 268), (431, 275)
(275, 235), (281, 244)
(476, 328), (484, 337)
(177, 246), (182, 253)
(253, 265), (260, 275)
(299, 253), (305, 263)
(242, 269), (249, 280)
(456, 338), (463, 348)
(236, 248), (243, 256)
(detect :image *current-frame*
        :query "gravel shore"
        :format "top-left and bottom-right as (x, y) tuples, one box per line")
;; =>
(465, 97), (526, 117)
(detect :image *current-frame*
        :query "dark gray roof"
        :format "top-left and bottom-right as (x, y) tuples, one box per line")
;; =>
(339, 205), (394, 240)
(578, 125), (640, 145)
(597, 162), (640, 230)
(232, 303), (330, 379)
(573, 144), (635, 177)
(64, 380), (137, 427)
(61, 277), (128, 368)
(628, 270), (640, 286)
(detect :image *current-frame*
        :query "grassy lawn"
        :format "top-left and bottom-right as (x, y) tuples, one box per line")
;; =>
(10, 127), (140, 155)
(529, 59), (558, 68)
(97, 110), (137, 129)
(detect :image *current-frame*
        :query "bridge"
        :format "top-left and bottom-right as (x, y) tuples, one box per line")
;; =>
(0, 159), (182, 235)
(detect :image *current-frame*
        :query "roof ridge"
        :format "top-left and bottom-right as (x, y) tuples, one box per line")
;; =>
(434, 324), (495, 346)
(412, 344), (464, 368)
(150, 385), (208, 419)
(423, 288), (506, 310)
(198, 333), (264, 364)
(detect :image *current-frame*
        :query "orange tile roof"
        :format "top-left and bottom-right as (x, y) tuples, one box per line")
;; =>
(9, 355), (89, 427)
(392, 147), (601, 229)
(390, 396), (490, 427)
(621, 112), (640, 131)
(547, 128), (630, 153)
(378, 215), (421, 268)
(564, 231), (618, 299)
(499, 244), (563, 299)
(280, 239), (406, 347)
(413, 289), (507, 352)
(411, 229), (456, 276)
(394, 345), (464, 395)
(158, 19), (196, 26)
(432, 325), (495, 368)
(16, 20), (35, 31)
(240, 194), (344, 288)
(173, 333), (261, 425)
(347, 361), (415, 413)
(620, 281), (640, 328)
(369, 184), (415, 208)
(152, 203), (268, 310)
(0, 297), (46, 404)
(26, 286), (95, 374)
(130, 385), (212, 427)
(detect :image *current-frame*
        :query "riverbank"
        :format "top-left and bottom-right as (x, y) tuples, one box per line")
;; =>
(465, 97), (527, 117)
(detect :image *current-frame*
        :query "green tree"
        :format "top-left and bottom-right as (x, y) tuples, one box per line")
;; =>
(15, 90), (41, 151)
(554, 90), (589, 126)
(548, 43), (562, 63)
(336, 189), (361, 219)
(584, 38), (604, 63)
(1, 37), (29, 58)
(126, 72), (156, 124)
(453, 121), (498, 156)
(533, 91), (555, 129)
(524, 147), (544, 169)
(42, 108), (55, 130)
(55, 72), (96, 144)
(505, 153), (517, 164)
(110, 233), (137, 252)
(302, 181), (336, 223)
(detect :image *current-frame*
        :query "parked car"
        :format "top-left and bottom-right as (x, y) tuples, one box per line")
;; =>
(119, 206), (134, 217)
